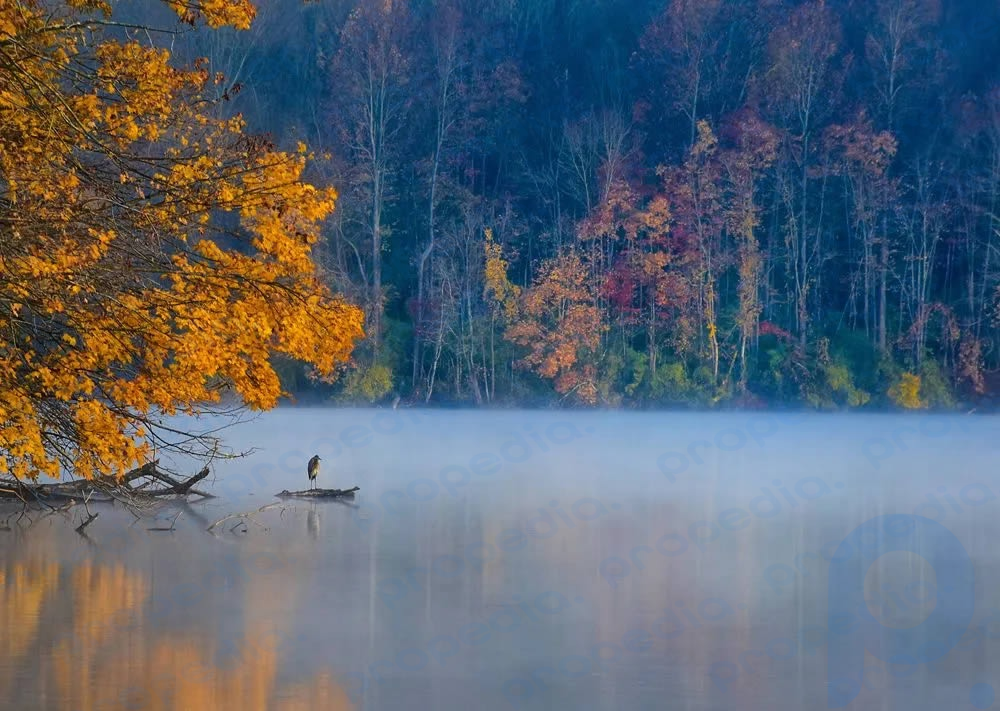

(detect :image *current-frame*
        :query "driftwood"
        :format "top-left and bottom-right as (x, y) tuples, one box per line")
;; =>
(207, 501), (287, 533)
(275, 486), (360, 499)
(0, 460), (214, 505)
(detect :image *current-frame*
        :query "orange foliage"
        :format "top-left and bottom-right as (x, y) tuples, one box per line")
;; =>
(824, 118), (898, 178)
(0, 0), (364, 480)
(505, 252), (606, 404)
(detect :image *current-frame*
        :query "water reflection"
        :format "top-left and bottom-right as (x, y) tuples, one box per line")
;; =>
(1, 410), (999, 710)
(307, 506), (320, 541)
(0, 560), (60, 687)
(0, 526), (354, 711)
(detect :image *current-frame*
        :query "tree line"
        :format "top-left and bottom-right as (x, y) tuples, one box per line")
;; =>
(124, 0), (1000, 409)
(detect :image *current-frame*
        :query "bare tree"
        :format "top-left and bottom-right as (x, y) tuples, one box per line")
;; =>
(328, 0), (413, 356)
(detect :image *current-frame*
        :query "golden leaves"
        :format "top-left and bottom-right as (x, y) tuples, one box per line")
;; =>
(889, 373), (926, 409)
(483, 229), (521, 321)
(692, 120), (718, 158)
(0, 0), (363, 480)
(168, 0), (258, 30)
(65, 0), (112, 14)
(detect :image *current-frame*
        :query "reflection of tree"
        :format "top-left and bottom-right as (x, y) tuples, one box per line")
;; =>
(1, 557), (353, 710)
(0, 561), (60, 678)
(275, 672), (355, 711)
(51, 564), (149, 711)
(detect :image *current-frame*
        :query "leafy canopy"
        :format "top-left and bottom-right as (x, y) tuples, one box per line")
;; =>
(0, 0), (364, 480)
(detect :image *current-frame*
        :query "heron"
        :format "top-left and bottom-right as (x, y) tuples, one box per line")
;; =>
(307, 454), (321, 490)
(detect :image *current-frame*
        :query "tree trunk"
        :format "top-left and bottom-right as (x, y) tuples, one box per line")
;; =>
(878, 215), (888, 353)
(372, 185), (382, 355)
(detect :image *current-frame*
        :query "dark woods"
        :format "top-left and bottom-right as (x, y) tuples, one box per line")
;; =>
(173, 0), (1000, 409)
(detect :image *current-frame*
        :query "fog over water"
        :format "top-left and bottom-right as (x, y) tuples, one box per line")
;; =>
(1, 408), (998, 710)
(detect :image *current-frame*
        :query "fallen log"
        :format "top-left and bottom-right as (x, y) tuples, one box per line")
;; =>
(274, 486), (360, 499)
(0, 461), (214, 504)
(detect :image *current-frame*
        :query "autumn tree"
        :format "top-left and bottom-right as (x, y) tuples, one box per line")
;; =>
(505, 251), (607, 404)
(0, 0), (364, 481)
(482, 227), (521, 399)
(577, 167), (700, 391)
(889, 372), (925, 409)
(720, 110), (779, 390)
(663, 121), (726, 383)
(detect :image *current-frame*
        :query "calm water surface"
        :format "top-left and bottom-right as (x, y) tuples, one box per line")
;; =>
(1, 409), (998, 710)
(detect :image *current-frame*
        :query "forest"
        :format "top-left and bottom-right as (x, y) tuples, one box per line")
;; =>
(42, 0), (1000, 409)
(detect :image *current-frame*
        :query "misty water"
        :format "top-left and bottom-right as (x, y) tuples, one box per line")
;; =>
(1, 409), (998, 710)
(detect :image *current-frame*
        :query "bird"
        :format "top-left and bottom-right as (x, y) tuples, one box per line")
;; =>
(307, 454), (321, 490)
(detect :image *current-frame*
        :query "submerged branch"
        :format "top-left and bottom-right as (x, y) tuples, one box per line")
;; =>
(207, 501), (287, 533)
(75, 512), (99, 533)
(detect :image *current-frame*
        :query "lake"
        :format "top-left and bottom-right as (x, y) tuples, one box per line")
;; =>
(1, 408), (998, 710)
